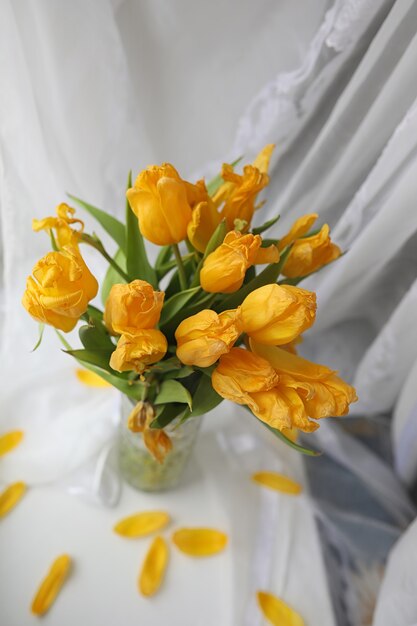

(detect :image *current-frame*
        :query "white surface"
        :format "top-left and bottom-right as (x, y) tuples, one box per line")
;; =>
(0, 409), (334, 626)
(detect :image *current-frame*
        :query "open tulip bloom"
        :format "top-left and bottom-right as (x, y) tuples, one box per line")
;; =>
(23, 146), (357, 460)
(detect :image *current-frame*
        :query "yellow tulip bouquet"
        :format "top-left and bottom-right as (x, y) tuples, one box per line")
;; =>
(23, 145), (357, 465)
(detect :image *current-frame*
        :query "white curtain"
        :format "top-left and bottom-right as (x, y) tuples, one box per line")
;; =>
(1, 1), (417, 625)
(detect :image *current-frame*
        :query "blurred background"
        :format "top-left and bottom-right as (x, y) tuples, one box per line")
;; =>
(1, 1), (417, 625)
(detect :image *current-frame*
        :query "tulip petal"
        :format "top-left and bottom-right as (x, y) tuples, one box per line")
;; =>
(257, 591), (305, 626)
(252, 472), (302, 495)
(31, 555), (72, 616)
(114, 511), (170, 538)
(75, 369), (111, 388)
(254, 244), (280, 265)
(172, 528), (228, 557)
(252, 144), (275, 174)
(0, 482), (26, 518)
(278, 213), (318, 252)
(0, 430), (24, 456)
(139, 536), (169, 596)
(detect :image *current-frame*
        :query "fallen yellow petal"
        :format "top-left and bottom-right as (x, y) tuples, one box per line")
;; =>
(172, 528), (228, 557)
(0, 482), (26, 518)
(257, 591), (305, 626)
(0, 430), (24, 456)
(31, 555), (72, 616)
(75, 368), (111, 388)
(114, 511), (170, 538)
(252, 472), (302, 495)
(139, 536), (169, 597)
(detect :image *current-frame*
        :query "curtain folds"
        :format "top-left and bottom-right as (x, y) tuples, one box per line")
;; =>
(1, 1), (416, 624)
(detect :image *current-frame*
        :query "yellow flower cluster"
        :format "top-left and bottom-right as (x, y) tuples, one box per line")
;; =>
(175, 283), (316, 367)
(105, 280), (167, 374)
(126, 147), (274, 248)
(22, 145), (354, 453)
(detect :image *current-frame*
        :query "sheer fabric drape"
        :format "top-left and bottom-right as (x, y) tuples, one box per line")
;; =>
(1, 0), (417, 624)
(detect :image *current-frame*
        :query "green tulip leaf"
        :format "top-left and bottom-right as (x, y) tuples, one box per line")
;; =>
(258, 418), (322, 457)
(150, 403), (186, 429)
(252, 213), (280, 235)
(55, 331), (144, 400)
(125, 171), (158, 287)
(159, 287), (201, 326)
(31, 323), (45, 352)
(101, 247), (127, 305)
(163, 366), (194, 380)
(86, 305), (104, 323)
(67, 193), (126, 250)
(155, 245), (173, 270)
(154, 379), (192, 410)
(79, 324), (115, 352)
(182, 374), (222, 419)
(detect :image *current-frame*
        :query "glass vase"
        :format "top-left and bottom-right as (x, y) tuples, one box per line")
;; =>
(118, 395), (202, 492)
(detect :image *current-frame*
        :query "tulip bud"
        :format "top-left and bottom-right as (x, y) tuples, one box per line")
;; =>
(110, 329), (167, 373)
(104, 280), (164, 335)
(240, 283), (316, 345)
(282, 224), (341, 278)
(175, 309), (241, 367)
(127, 163), (200, 246)
(200, 231), (279, 294)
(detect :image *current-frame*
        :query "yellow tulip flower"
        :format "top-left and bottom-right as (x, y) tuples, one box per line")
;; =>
(32, 203), (84, 248)
(214, 164), (269, 230)
(175, 309), (242, 367)
(240, 283), (316, 345)
(200, 231), (279, 293)
(252, 341), (357, 424)
(22, 245), (98, 332)
(187, 200), (221, 253)
(127, 163), (202, 245)
(212, 145), (275, 230)
(212, 348), (280, 414)
(212, 346), (357, 433)
(186, 145), (275, 252)
(104, 280), (164, 335)
(278, 213), (341, 277)
(282, 224), (341, 278)
(110, 329), (167, 373)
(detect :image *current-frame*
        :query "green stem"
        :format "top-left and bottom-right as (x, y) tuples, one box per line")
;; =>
(100, 244), (131, 283)
(81, 233), (130, 283)
(172, 243), (188, 291)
